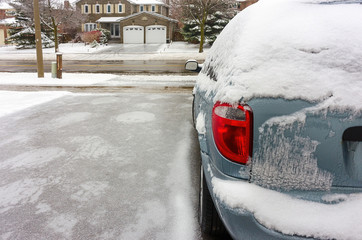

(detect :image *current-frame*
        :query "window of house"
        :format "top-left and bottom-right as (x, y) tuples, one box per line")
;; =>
(118, 4), (123, 13)
(151, 5), (155, 12)
(84, 4), (89, 14)
(107, 4), (111, 13)
(95, 4), (100, 13)
(85, 23), (97, 32)
(140, 5), (144, 12)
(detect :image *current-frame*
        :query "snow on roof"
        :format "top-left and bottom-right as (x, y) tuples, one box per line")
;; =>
(96, 17), (124, 23)
(197, 0), (362, 114)
(119, 11), (177, 23)
(0, 17), (15, 25)
(0, 2), (13, 9)
(127, 0), (165, 5)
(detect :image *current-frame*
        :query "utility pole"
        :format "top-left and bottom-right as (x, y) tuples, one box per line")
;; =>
(34, 0), (44, 78)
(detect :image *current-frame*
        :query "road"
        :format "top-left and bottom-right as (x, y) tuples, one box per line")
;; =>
(0, 89), (227, 240)
(0, 60), (191, 74)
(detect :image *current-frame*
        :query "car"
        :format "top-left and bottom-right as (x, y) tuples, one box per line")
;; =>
(186, 0), (362, 239)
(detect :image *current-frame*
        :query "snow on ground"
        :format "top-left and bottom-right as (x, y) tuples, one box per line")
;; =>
(0, 91), (69, 118)
(0, 72), (117, 86)
(212, 176), (362, 240)
(0, 42), (209, 61)
(0, 72), (195, 118)
(0, 43), (111, 54)
(0, 72), (196, 87)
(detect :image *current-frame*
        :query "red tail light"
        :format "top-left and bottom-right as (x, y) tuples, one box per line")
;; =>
(212, 102), (253, 164)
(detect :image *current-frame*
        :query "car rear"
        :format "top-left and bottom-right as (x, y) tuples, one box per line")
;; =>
(193, 0), (362, 239)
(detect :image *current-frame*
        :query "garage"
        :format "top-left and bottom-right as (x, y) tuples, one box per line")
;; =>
(123, 25), (144, 44)
(146, 25), (166, 44)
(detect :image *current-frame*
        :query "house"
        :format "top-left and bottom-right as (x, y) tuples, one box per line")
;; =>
(236, 0), (258, 11)
(0, 2), (15, 46)
(75, 0), (177, 44)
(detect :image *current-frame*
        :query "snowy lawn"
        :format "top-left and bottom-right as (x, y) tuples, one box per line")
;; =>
(0, 72), (118, 86)
(0, 42), (209, 61)
(0, 72), (196, 117)
(0, 72), (196, 87)
(0, 43), (111, 54)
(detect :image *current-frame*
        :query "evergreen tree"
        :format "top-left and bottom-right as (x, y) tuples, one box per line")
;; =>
(181, 19), (200, 44)
(181, 10), (232, 46)
(7, 0), (54, 49)
(206, 10), (231, 45)
(178, 0), (236, 52)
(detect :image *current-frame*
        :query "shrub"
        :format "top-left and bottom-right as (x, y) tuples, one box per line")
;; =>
(81, 30), (101, 43)
(97, 28), (111, 44)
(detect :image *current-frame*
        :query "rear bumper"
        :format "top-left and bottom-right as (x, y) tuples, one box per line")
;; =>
(201, 152), (317, 240)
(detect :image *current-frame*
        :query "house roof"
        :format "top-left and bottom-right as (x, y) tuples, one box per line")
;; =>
(0, 2), (13, 10)
(96, 17), (124, 23)
(75, 0), (165, 5)
(127, 0), (165, 5)
(118, 11), (177, 23)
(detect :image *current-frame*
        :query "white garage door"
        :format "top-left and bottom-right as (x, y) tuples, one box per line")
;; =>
(146, 25), (166, 44)
(123, 26), (144, 44)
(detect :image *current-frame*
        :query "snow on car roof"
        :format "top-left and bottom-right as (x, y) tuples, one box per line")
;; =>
(197, 0), (362, 115)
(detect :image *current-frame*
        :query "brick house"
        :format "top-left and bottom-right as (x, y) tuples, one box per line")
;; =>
(0, 2), (15, 46)
(75, 0), (177, 43)
(236, 0), (258, 11)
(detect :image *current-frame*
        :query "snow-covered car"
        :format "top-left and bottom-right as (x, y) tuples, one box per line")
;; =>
(187, 0), (362, 239)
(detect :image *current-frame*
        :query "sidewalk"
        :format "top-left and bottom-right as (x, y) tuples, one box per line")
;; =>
(0, 41), (209, 61)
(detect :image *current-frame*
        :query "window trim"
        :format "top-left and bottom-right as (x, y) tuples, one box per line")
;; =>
(140, 5), (144, 12)
(106, 3), (112, 13)
(84, 23), (97, 32)
(95, 3), (101, 14)
(151, 5), (155, 12)
(84, 4), (89, 14)
(118, 3), (123, 13)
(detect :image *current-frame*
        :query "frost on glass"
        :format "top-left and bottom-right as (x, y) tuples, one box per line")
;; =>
(251, 123), (333, 191)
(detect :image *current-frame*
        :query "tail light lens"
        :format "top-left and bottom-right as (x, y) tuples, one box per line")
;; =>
(212, 102), (253, 164)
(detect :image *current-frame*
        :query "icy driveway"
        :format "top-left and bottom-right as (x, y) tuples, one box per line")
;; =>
(0, 92), (203, 239)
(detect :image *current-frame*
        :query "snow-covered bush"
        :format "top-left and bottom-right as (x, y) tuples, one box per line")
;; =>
(97, 28), (110, 44)
(90, 40), (99, 48)
(7, 27), (54, 49)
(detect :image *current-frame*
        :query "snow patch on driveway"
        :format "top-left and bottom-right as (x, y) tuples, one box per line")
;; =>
(71, 181), (109, 202)
(47, 213), (78, 239)
(70, 136), (113, 159)
(0, 147), (66, 171)
(116, 111), (156, 123)
(120, 200), (167, 239)
(52, 112), (92, 128)
(0, 178), (47, 213)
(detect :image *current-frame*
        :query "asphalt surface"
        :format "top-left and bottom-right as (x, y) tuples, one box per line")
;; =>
(0, 60), (191, 74)
(0, 91), (220, 239)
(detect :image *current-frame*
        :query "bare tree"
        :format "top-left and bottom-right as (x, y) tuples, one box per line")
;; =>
(42, 0), (85, 52)
(177, 0), (235, 53)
